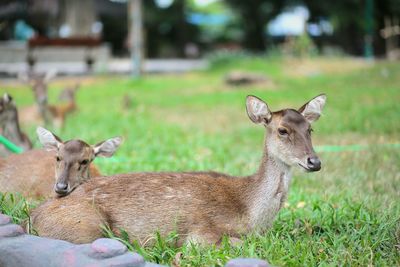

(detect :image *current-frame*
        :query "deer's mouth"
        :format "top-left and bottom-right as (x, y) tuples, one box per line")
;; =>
(298, 162), (321, 172)
(54, 185), (72, 197)
(298, 163), (313, 172)
(55, 190), (68, 197)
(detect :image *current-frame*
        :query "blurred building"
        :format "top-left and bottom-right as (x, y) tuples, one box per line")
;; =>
(1, 0), (203, 60)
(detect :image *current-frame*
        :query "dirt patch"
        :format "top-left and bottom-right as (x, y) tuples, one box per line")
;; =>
(149, 105), (247, 134)
(284, 58), (372, 78)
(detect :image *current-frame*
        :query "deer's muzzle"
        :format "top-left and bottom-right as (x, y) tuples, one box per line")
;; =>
(306, 156), (321, 171)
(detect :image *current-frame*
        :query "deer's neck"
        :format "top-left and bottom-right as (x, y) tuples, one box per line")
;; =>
(2, 110), (26, 145)
(245, 138), (291, 230)
(68, 99), (76, 111)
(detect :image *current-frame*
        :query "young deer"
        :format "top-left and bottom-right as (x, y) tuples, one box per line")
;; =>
(48, 84), (79, 128)
(19, 70), (56, 125)
(0, 93), (32, 157)
(31, 94), (326, 245)
(58, 84), (80, 102)
(0, 127), (122, 199)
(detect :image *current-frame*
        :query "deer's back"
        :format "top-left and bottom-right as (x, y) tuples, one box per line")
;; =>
(71, 171), (252, 242)
(0, 149), (54, 198)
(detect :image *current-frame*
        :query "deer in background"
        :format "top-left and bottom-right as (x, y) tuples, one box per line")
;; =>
(31, 94), (326, 245)
(48, 84), (80, 128)
(19, 70), (56, 125)
(0, 127), (122, 199)
(19, 71), (80, 128)
(0, 93), (32, 157)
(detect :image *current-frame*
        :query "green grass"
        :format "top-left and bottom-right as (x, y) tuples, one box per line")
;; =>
(0, 57), (399, 266)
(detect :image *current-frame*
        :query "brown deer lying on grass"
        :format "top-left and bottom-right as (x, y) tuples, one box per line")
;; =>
(31, 94), (326, 245)
(0, 93), (32, 157)
(0, 127), (122, 199)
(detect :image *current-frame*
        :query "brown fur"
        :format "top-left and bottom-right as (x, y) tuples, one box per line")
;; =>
(31, 95), (326, 245)
(48, 86), (78, 128)
(32, 172), (254, 244)
(0, 149), (100, 199)
(48, 101), (77, 128)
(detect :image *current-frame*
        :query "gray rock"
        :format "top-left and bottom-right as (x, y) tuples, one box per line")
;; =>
(0, 224), (24, 238)
(0, 213), (165, 267)
(0, 214), (12, 225)
(89, 238), (128, 259)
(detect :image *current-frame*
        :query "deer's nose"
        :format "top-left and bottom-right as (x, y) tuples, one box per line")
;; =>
(55, 182), (68, 194)
(307, 156), (321, 171)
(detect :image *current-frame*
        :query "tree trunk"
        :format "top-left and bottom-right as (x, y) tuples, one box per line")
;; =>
(59, 0), (96, 37)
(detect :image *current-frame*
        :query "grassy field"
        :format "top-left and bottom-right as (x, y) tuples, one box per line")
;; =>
(0, 56), (399, 266)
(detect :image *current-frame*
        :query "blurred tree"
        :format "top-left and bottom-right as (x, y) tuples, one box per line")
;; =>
(225, 0), (284, 51)
(304, 0), (400, 55)
(186, 0), (241, 48)
(373, 0), (400, 55)
(143, 0), (200, 58)
(58, 0), (97, 37)
(0, 1), (27, 40)
(95, 0), (201, 57)
(96, 0), (128, 56)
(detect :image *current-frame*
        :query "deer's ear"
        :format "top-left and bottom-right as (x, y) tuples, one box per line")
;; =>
(298, 94), (326, 123)
(36, 127), (63, 151)
(2, 93), (12, 104)
(44, 69), (57, 82)
(93, 136), (122, 157)
(246, 95), (272, 124)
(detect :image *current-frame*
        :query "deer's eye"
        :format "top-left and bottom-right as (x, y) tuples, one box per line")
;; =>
(278, 128), (288, 136)
(56, 156), (61, 162)
(80, 159), (89, 165)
